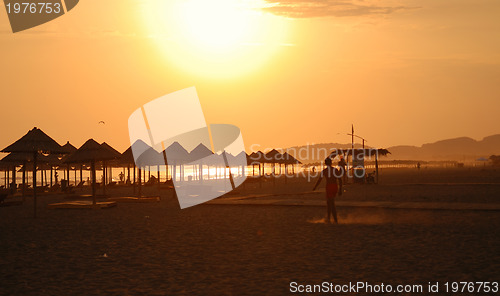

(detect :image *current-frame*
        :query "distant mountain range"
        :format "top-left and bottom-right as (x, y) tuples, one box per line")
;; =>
(285, 134), (500, 163)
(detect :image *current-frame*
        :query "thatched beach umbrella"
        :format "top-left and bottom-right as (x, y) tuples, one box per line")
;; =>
(281, 152), (302, 176)
(100, 142), (121, 188)
(164, 142), (189, 182)
(61, 141), (77, 186)
(235, 151), (248, 177)
(1, 127), (65, 217)
(64, 139), (118, 204)
(124, 139), (155, 196)
(265, 149), (283, 176)
(2, 152), (58, 196)
(136, 147), (163, 190)
(248, 151), (265, 176)
(119, 146), (135, 185)
(188, 143), (213, 181)
(282, 152), (301, 165)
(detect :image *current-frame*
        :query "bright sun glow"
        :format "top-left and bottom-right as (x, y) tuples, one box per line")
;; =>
(177, 0), (253, 52)
(141, 0), (291, 78)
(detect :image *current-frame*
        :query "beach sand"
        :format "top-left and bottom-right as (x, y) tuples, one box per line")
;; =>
(1, 167), (499, 295)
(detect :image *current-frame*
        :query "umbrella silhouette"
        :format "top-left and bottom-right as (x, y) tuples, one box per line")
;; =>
(100, 142), (121, 194)
(164, 142), (190, 182)
(121, 140), (156, 196)
(1, 127), (65, 218)
(64, 139), (118, 205)
(188, 143), (213, 181)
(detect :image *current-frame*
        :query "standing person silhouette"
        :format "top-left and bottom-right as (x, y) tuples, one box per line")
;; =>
(313, 157), (343, 223)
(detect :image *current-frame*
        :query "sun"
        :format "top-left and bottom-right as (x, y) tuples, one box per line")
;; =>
(176, 0), (253, 52)
(141, 0), (291, 78)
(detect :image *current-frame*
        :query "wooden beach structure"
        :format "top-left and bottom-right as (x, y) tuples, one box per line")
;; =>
(64, 139), (119, 205)
(1, 127), (67, 217)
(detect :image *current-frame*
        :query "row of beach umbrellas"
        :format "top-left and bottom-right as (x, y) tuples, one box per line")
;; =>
(0, 127), (304, 217)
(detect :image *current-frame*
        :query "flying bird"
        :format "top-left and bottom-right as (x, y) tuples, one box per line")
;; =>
(98, 121), (105, 125)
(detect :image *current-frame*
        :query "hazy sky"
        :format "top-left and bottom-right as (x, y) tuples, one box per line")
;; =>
(1, 0), (499, 153)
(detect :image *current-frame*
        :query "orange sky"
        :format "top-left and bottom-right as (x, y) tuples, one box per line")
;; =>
(1, 0), (499, 153)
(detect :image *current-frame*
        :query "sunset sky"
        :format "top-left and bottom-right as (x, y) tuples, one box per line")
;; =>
(1, 0), (499, 153)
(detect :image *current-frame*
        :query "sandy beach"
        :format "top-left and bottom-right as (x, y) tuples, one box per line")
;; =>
(3, 0), (500, 294)
(1, 167), (500, 295)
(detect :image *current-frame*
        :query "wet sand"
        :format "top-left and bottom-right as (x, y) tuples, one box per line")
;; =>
(1, 167), (500, 295)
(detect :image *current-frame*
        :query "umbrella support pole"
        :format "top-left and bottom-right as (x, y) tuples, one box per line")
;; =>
(127, 165), (130, 184)
(138, 167), (142, 197)
(102, 161), (107, 197)
(133, 165), (136, 194)
(11, 166), (16, 194)
(33, 151), (37, 218)
(22, 162), (26, 200)
(91, 161), (96, 205)
(157, 165), (160, 189)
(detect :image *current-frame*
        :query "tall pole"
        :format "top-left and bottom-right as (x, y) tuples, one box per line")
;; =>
(157, 165), (160, 188)
(11, 165), (16, 193)
(133, 164), (136, 194)
(33, 151), (37, 218)
(127, 165), (130, 184)
(21, 162), (26, 199)
(91, 160), (96, 205)
(102, 161), (106, 196)
(138, 167), (142, 197)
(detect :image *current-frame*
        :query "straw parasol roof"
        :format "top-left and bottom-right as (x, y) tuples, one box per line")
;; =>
(1, 127), (65, 154)
(248, 151), (264, 165)
(1, 127), (65, 218)
(101, 142), (121, 159)
(235, 151), (249, 164)
(61, 141), (77, 154)
(120, 146), (135, 165)
(264, 149), (283, 164)
(164, 142), (189, 164)
(120, 139), (152, 166)
(1, 152), (60, 166)
(281, 152), (302, 164)
(1, 152), (37, 165)
(136, 147), (164, 166)
(64, 139), (118, 164)
(188, 143), (213, 162)
(63, 139), (119, 202)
